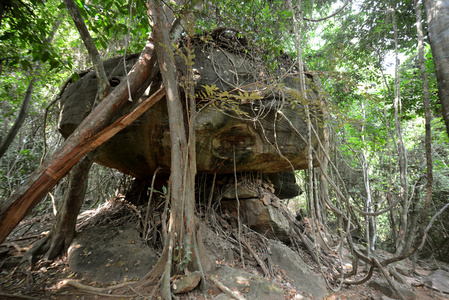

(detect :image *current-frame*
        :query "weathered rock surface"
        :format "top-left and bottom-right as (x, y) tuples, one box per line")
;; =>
(368, 279), (417, 300)
(67, 219), (330, 299)
(68, 223), (158, 283)
(58, 40), (323, 178)
(220, 195), (291, 241)
(213, 294), (233, 300)
(423, 269), (449, 294)
(268, 240), (328, 298)
(200, 221), (235, 263)
(172, 271), (202, 294)
(210, 265), (285, 300)
(222, 182), (259, 199)
(242, 198), (289, 240)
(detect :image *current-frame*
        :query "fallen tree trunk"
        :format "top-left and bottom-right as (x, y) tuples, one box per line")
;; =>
(0, 42), (161, 244)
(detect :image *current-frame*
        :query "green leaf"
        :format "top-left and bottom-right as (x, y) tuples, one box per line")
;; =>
(71, 73), (81, 82)
(49, 59), (60, 70)
(20, 60), (32, 70)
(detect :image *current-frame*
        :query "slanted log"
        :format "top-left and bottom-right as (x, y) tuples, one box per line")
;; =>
(0, 43), (160, 244)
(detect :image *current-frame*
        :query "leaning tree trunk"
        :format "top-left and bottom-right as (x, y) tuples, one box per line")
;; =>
(63, 0), (109, 100)
(24, 0), (110, 261)
(0, 43), (159, 244)
(424, 0), (449, 137)
(0, 78), (36, 158)
(24, 156), (93, 262)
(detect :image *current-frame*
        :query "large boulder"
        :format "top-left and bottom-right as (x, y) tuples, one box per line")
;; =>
(58, 32), (324, 179)
(221, 197), (291, 241)
(210, 265), (285, 300)
(68, 223), (158, 283)
(218, 179), (291, 241)
(268, 240), (328, 298)
(368, 279), (417, 300)
(423, 269), (449, 294)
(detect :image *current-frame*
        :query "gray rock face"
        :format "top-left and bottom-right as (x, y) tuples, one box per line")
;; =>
(200, 222), (235, 263)
(368, 279), (417, 300)
(242, 198), (290, 240)
(210, 265), (285, 300)
(222, 182), (259, 199)
(58, 54), (140, 136)
(220, 189), (291, 242)
(58, 43), (323, 178)
(172, 271), (202, 294)
(268, 240), (328, 298)
(213, 294), (233, 300)
(68, 223), (158, 283)
(423, 269), (449, 294)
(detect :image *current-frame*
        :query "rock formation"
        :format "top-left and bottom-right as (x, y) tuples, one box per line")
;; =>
(58, 30), (324, 243)
(58, 30), (324, 179)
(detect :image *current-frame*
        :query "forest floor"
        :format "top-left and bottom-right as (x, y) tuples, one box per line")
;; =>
(1, 212), (449, 300)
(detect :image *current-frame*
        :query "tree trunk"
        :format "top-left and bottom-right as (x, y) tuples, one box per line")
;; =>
(62, 0), (109, 100)
(360, 99), (376, 254)
(0, 43), (159, 244)
(424, 0), (449, 137)
(415, 0), (433, 227)
(0, 18), (62, 159)
(0, 78), (36, 158)
(389, 7), (409, 255)
(145, 2), (208, 299)
(45, 156), (93, 259)
(24, 156), (93, 262)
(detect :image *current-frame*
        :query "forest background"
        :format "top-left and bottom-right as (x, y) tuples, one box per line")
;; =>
(1, 0), (449, 292)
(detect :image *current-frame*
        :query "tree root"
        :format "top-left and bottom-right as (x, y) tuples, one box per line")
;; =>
(62, 280), (137, 298)
(344, 264), (374, 285)
(373, 258), (407, 300)
(209, 275), (246, 300)
(0, 293), (42, 300)
(233, 232), (270, 277)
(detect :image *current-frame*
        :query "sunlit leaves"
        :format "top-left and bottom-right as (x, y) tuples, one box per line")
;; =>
(76, 0), (149, 54)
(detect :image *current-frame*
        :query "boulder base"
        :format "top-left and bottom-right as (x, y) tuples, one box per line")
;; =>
(268, 240), (328, 298)
(68, 223), (158, 283)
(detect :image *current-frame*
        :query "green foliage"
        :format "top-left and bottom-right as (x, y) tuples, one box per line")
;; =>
(75, 0), (149, 54)
(197, 84), (262, 117)
(0, 0), (64, 71)
(196, 0), (295, 68)
(1, 0), (448, 259)
(174, 243), (194, 271)
(399, 46), (440, 118)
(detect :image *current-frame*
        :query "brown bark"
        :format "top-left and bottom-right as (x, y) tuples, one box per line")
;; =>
(146, 1), (207, 298)
(0, 18), (62, 159)
(0, 44), (161, 244)
(25, 156), (94, 261)
(0, 77), (36, 158)
(424, 0), (449, 137)
(415, 0), (433, 228)
(389, 7), (409, 255)
(45, 156), (93, 259)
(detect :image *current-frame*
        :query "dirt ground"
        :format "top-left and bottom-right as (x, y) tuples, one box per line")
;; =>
(1, 213), (449, 300)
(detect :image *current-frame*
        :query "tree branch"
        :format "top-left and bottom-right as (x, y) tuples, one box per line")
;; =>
(304, 0), (350, 22)
(62, 0), (110, 100)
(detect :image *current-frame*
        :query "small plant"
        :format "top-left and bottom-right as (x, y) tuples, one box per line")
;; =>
(174, 243), (194, 271)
